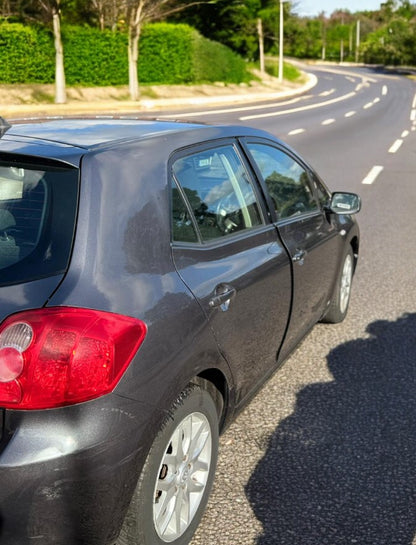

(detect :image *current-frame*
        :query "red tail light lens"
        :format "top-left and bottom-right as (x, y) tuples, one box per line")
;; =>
(0, 308), (147, 410)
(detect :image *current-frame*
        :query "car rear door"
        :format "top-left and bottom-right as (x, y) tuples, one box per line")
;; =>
(170, 141), (292, 407)
(242, 139), (343, 357)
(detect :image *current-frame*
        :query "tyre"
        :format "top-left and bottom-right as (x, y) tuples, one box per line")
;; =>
(117, 384), (219, 545)
(322, 247), (354, 324)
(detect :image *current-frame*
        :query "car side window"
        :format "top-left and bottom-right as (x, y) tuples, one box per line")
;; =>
(247, 143), (318, 220)
(172, 145), (263, 242)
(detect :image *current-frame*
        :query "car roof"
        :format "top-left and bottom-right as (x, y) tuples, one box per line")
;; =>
(0, 117), (282, 168)
(3, 118), (209, 149)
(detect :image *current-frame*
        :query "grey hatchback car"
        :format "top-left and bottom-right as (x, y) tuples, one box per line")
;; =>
(0, 117), (360, 545)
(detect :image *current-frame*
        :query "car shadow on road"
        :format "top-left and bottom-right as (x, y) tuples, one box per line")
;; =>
(246, 313), (416, 545)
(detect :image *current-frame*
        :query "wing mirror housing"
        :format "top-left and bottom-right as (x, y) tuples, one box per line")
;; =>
(328, 192), (361, 215)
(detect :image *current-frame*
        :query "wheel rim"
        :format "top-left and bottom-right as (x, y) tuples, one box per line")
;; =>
(339, 254), (353, 314)
(153, 412), (212, 542)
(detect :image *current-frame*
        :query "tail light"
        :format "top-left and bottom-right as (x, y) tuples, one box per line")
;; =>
(0, 308), (147, 410)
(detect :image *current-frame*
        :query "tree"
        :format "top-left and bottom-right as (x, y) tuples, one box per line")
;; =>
(32, 0), (67, 102)
(123, 0), (210, 101)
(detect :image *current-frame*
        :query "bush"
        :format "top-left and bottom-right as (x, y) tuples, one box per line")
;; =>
(0, 22), (54, 83)
(139, 23), (194, 84)
(0, 21), (249, 86)
(192, 32), (249, 83)
(139, 23), (249, 84)
(63, 26), (127, 86)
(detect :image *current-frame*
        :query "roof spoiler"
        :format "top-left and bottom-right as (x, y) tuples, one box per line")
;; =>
(0, 116), (11, 138)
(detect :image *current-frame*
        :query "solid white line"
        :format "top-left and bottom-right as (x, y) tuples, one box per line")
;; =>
(240, 91), (356, 121)
(389, 139), (403, 153)
(401, 130), (409, 138)
(163, 96), (307, 118)
(362, 165), (384, 185)
(288, 128), (305, 135)
(345, 111), (356, 118)
(322, 118), (335, 125)
(382, 85), (388, 96)
(363, 102), (373, 109)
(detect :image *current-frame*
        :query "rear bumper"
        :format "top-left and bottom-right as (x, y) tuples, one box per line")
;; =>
(0, 394), (162, 545)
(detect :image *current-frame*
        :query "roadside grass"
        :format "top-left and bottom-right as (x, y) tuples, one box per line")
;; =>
(264, 60), (302, 82)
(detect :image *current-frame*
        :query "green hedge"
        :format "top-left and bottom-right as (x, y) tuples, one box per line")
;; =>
(138, 23), (194, 84)
(0, 21), (249, 85)
(63, 26), (128, 85)
(0, 22), (54, 83)
(138, 23), (248, 84)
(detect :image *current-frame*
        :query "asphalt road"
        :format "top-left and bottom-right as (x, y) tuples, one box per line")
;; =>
(160, 65), (416, 545)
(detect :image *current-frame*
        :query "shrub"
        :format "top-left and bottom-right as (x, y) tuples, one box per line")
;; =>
(139, 23), (194, 84)
(192, 32), (249, 83)
(0, 22), (54, 83)
(0, 21), (249, 86)
(63, 26), (127, 86)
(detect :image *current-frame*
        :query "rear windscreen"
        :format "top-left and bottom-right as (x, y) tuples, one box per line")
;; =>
(0, 159), (78, 286)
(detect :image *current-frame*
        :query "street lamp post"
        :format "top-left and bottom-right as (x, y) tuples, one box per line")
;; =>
(278, 0), (287, 83)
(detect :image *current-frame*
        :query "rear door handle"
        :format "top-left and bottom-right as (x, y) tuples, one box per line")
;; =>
(209, 284), (236, 311)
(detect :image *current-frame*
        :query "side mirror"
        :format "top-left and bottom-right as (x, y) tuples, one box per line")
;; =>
(329, 192), (361, 215)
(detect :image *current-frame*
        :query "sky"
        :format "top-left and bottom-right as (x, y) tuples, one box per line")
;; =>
(296, 0), (382, 17)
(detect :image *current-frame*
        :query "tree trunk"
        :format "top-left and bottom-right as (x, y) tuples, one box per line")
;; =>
(128, 24), (141, 101)
(257, 18), (265, 74)
(52, 8), (66, 104)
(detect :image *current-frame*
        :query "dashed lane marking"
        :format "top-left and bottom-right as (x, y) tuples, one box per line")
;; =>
(389, 139), (403, 153)
(362, 166), (384, 185)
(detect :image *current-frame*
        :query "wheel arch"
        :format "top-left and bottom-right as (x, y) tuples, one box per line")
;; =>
(191, 369), (230, 433)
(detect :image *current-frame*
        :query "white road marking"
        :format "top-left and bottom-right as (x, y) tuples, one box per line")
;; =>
(240, 91), (356, 121)
(363, 102), (373, 109)
(413, 93), (416, 108)
(382, 85), (388, 96)
(322, 118), (335, 125)
(319, 89), (335, 97)
(373, 97), (380, 104)
(345, 111), (356, 118)
(288, 128), (305, 135)
(401, 130), (409, 138)
(410, 110), (416, 121)
(162, 96), (307, 118)
(389, 139), (403, 153)
(362, 165), (384, 185)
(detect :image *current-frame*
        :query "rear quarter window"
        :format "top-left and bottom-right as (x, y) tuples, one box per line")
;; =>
(0, 159), (78, 286)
